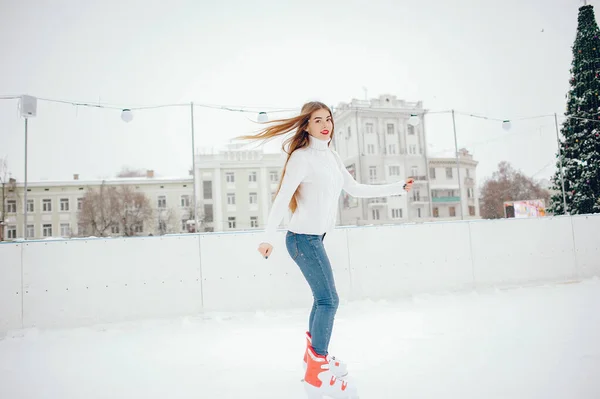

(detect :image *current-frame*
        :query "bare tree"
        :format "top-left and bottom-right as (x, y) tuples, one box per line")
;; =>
(156, 207), (179, 235)
(78, 183), (154, 237)
(78, 183), (121, 237)
(480, 161), (550, 219)
(117, 167), (147, 178)
(116, 186), (153, 236)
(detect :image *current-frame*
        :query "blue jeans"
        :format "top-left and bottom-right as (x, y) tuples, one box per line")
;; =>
(286, 231), (339, 356)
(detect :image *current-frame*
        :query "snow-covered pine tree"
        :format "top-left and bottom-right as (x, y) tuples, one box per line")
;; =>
(549, 4), (600, 215)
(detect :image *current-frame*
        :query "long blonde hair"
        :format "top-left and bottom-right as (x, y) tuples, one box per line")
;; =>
(237, 101), (335, 213)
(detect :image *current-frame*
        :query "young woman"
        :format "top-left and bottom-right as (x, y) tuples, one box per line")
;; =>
(239, 101), (413, 399)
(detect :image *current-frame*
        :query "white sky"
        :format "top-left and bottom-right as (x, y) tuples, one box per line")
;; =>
(0, 0), (589, 184)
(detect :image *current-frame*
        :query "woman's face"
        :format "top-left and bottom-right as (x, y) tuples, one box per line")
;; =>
(306, 108), (333, 141)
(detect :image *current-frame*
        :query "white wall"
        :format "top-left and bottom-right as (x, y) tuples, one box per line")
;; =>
(0, 243), (22, 333)
(1, 214), (599, 334)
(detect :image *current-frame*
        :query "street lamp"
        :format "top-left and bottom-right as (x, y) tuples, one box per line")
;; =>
(19, 95), (37, 239)
(451, 110), (465, 220)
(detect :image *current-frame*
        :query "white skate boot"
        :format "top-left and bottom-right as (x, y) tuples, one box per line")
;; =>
(303, 345), (359, 399)
(302, 331), (348, 378)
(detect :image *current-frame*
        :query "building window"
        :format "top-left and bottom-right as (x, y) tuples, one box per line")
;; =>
(408, 125), (415, 135)
(417, 208), (422, 218)
(248, 171), (257, 182)
(466, 168), (471, 178)
(60, 198), (69, 211)
(7, 200), (16, 213)
(77, 198), (83, 210)
(26, 224), (34, 238)
(469, 206), (476, 216)
(203, 181), (213, 199)
(365, 123), (374, 134)
(181, 220), (188, 232)
(411, 166), (418, 177)
(446, 168), (453, 178)
(204, 204), (214, 222)
(42, 199), (52, 212)
(369, 166), (377, 182)
(158, 196), (166, 208)
(228, 217), (236, 229)
(389, 166), (400, 176)
(134, 223), (143, 233)
(391, 208), (403, 219)
(181, 195), (190, 207)
(7, 225), (16, 239)
(227, 193), (236, 205)
(60, 223), (70, 237)
(372, 209), (380, 220)
(430, 167), (436, 179)
(226, 173), (235, 183)
(270, 171), (278, 183)
(42, 224), (53, 237)
(467, 188), (474, 198)
(111, 225), (120, 234)
(449, 207), (457, 217)
(367, 144), (375, 154)
(433, 207), (439, 218)
(347, 126), (351, 138)
(250, 216), (258, 228)
(27, 199), (34, 212)
(409, 145), (417, 155)
(249, 192), (257, 204)
(388, 144), (396, 154)
(387, 124), (394, 135)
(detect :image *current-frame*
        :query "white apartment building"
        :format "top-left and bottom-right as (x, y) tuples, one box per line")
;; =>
(429, 148), (480, 219)
(194, 142), (285, 232)
(1, 171), (195, 241)
(332, 94), (480, 225)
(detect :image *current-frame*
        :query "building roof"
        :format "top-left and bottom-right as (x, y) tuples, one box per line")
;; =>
(12, 176), (193, 188)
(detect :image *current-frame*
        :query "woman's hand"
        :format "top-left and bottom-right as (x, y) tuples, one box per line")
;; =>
(258, 242), (273, 259)
(403, 178), (415, 192)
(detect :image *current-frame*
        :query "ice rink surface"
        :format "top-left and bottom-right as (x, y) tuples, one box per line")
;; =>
(1, 278), (599, 399)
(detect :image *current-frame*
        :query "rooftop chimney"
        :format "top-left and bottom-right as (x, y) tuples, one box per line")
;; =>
(146, 170), (155, 178)
(73, 174), (79, 180)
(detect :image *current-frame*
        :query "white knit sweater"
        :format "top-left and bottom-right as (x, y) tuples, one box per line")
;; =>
(262, 136), (407, 244)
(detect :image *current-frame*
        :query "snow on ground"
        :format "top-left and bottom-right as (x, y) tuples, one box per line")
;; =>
(1, 279), (600, 399)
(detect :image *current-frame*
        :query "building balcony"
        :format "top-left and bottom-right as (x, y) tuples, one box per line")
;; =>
(432, 196), (461, 203)
(464, 177), (475, 186)
(409, 196), (430, 203)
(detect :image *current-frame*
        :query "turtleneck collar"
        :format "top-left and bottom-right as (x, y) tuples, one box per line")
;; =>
(307, 134), (330, 151)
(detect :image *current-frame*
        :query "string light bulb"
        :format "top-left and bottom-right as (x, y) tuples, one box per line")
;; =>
(121, 109), (133, 123)
(257, 111), (268, 123)
(407, 114), (420, 126)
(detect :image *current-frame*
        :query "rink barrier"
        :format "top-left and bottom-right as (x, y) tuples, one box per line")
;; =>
(0, 213), (599, 334)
